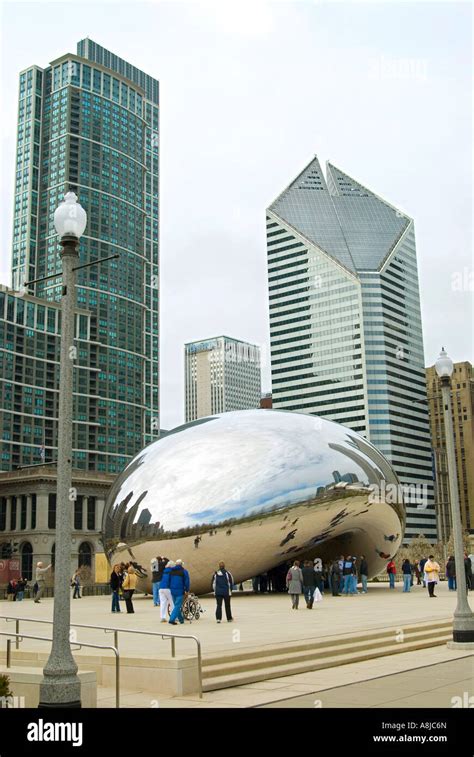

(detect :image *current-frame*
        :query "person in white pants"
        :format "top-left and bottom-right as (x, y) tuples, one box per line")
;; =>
(158, 560), (175, 623)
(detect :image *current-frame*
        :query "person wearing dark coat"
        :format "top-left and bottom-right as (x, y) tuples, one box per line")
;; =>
(402, 559), (412, 593)
(445, 556), (456, 591)
(110, 563), (123, 613)
(464, 553), (472, 591)
(301, 560), (316, 608)
(212, 561), (234, 622)
(330, 558), (342, 596)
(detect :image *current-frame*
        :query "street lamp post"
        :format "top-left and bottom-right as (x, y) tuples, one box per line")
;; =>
(435, 347), (474, 647)
(39, 192), (87, 707)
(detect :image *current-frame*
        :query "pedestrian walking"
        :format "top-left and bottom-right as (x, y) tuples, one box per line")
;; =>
(342, 556), (357, 595)
(6, 580), (16, 601)
(313, 557), (324, 594)
(386, 559), (396, 589)
(359, 555), (368, 593)
(286, 560), (303, 609)
(419, 557), (428, 587)
(110, 563), (123, 613)
(350, 557), (359, 594)
(301, 560), (316, 608)
(330, 558), (342, 596)
(414, 561), (422, 585)
(151, 556), (167, 607)
(402, 559), (412, 592)
(159, 560), (175, 623)
(34, 562), (52, 603)
(338, 555), (345, 595)
(464, 553), (473, 591)
(445, 556), (456, 591)
(15, 577), (26, 601)
(168, 559), (190, 625)
(424, 555), (440, 597)
(212, 561), (234, 622)
(122, 565), (138, 613)
(71, 569), (81, 599)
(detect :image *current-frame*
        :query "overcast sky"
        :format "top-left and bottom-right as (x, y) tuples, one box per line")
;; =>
(0, 0), (472, 430)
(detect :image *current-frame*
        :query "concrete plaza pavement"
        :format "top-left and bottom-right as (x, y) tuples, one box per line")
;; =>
(1, 581), (473, 708)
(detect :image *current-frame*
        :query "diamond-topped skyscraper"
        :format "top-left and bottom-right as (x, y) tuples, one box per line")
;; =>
(7, 39), (159, 473)
(267, 157), (435, 540)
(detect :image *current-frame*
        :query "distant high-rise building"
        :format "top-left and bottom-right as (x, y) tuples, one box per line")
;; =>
(426, 361), (474, 541)
(7, 39), (160, 472)
(266, 156), (435, 541)
(260, 393), (273, 409)
(185, 336), (261, 422)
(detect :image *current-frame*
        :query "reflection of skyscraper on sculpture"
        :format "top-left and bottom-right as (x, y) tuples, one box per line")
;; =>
(267, 157), (435, 542)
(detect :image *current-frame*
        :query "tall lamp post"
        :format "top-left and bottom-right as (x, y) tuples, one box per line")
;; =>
(39, 192), (87, 707)
(435, 347), (474, 647)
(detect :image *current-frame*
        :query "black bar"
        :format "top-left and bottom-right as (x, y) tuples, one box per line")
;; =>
(72, 254), (119, 271)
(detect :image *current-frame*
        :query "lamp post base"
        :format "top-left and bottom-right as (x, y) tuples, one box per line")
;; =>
(447, 640), (474, 650)
(38, 675), (82, 709)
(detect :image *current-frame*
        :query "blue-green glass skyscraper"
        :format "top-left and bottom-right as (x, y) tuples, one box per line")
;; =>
(9, 39), (159, 473)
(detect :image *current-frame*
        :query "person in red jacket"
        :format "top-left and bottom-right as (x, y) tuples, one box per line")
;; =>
(387, 559), (396, 589)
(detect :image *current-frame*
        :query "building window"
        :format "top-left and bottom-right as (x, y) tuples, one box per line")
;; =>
(21, 541), (33, 581)
(51, 542), (55, 569)
(20, 495), (27, 530)
(31, 494), (36, 530)
(87, 497), (96, 530)
(10, 496), (17, 531)
(78, 542), (92, 568)
(0, 498), (6, 531)
(74, 495), (83, 530)
(48, 493), (56, 529)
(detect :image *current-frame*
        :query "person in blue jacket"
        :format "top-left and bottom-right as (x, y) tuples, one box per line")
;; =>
(168, 559), (190, 625)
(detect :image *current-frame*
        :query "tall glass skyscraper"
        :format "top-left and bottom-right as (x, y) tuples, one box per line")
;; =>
(267, 157), (435, 540)
(9, 39), (159, 473)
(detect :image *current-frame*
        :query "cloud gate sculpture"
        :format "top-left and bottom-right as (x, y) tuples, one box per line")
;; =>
(102, 409), (405, 595)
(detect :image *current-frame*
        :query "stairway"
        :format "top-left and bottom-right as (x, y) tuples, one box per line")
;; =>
(202, 619), (452, 691)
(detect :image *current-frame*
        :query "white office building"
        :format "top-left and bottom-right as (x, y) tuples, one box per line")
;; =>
(185, 336), (261, 422)
(266, 156), (436, 541)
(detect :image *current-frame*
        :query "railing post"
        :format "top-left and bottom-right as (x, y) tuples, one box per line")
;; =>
(115, 650), (120, 709)
(114, 630), (118, 653)
(171, 637), (175, 658)
(197, 640), (203, 699)
(15, 620), (19, 650)
(6, 639), (11, 668)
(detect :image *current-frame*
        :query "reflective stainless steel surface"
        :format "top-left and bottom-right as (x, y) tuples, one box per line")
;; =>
(103, 409), (405, 594)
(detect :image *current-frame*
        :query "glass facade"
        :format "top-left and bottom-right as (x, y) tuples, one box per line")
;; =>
(0, 286), (96, 470)
(267, 157), (435, 540)
(8, 40), (159, 473)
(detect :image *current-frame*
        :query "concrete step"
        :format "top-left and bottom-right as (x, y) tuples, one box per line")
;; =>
(202, 625), (451, 678)
(203, 620), (452, 669)
(202, 633), (453, 691)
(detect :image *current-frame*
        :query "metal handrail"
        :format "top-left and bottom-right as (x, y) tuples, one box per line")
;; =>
(0, 631), (120, 708)
(2, 615), (203, 698)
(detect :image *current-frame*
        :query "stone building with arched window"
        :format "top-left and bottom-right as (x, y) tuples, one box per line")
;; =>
(0, 465), (114, 589)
